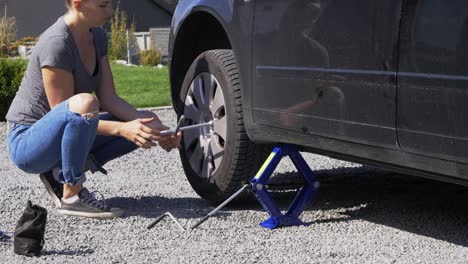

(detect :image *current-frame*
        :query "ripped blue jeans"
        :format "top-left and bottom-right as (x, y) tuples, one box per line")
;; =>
(6, 99), (138, 185)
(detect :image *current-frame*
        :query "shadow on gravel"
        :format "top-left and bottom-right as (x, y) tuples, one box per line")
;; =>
(232, 167), (468, 247)
(108, 167), (468, 247)
(43, 249), (94, 256)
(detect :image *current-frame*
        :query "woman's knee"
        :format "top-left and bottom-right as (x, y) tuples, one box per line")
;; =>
(69, 93), (99, 117)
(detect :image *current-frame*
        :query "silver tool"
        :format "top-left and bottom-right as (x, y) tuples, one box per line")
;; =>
(190, 184), (250, 230)
(160, 115), (213, 136)
(147, 184), (250, 232)
(147, 212), (186, 231)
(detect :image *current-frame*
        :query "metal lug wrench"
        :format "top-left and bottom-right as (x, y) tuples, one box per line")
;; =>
(190, 184), (250, 230)
(160, 115), (213, 136)
(147, 212), (186, 231)
(147, 184), (250, 232)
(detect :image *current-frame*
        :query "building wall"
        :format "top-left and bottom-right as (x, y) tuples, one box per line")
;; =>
(1, 0), (172, 38)
(118, 0), (172, 32)
(3, 0), (68, 38)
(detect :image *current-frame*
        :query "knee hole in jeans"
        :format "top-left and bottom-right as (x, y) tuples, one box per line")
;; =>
(68, 93), (100, 119)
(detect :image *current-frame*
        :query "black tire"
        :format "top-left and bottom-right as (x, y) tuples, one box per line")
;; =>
(178, 49), (264, 202)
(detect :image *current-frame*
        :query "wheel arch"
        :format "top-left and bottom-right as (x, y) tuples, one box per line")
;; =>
(170, 11), (232, 115)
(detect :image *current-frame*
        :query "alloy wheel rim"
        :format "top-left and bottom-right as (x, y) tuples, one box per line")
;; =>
(183, 72), (227, 180)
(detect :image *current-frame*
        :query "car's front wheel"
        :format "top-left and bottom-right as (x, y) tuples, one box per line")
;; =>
(178, 49), (262, 202)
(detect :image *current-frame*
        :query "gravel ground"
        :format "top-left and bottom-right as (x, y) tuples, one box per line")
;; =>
(2, 109), (468, 263)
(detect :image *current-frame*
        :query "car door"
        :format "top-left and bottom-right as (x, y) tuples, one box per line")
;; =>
(397, 0), (468, 163)
(252, 0), (402, 148)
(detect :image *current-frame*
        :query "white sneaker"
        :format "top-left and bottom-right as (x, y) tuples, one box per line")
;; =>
(57, 188), (124, 219)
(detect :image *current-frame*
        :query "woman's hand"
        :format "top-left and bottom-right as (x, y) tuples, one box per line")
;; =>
(130, 110), (182, 151)
(144, 118), (170, 133)
(159, 132), (182, 152)
(138, 110), (182, 152)
(118, 117), (160, 149)
(145, 119), (182, 152)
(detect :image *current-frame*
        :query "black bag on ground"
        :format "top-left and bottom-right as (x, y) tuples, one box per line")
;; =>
(13, 201), (47, 257)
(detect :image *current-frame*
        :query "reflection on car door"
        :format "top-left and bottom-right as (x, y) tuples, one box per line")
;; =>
(252, 0), (401, 148)
(252, 0), (402, 148)
(397, 0), (468, 163)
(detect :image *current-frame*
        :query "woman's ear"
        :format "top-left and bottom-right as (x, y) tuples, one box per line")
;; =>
(72, 0), (84, 12)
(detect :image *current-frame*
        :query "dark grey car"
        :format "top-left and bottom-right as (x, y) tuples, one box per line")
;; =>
(168, 0), (468, 202)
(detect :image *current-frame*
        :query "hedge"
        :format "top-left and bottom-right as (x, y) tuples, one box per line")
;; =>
(0, 58), (27, 121)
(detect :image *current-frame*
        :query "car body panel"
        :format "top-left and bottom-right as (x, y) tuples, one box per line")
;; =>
(397, 0), (468, 164)
(169, 0), (468, 185)
(252, 0), (402, 149)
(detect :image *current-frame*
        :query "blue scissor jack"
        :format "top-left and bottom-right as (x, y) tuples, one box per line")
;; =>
(186, 144), (320, 231)
(250, 144), (320, 229)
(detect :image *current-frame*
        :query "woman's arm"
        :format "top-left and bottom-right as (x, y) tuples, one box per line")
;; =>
(42, 66), (74, 108)
(96, 56), (170, 131)
(96, 56), (180, 150)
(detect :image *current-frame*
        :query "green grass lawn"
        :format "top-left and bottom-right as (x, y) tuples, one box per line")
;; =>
(111, 63), (171, 108)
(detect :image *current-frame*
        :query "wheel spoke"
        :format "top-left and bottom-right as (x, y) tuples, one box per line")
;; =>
(203, 73), (215, 104)
(198, 137), (213, 179)
(188, 141), (203, 173)
(183, 127), (200, 147)
(210, 85), (224, 117)
(200, 158), (209, 179)
(184, 96), (202, 122)
(201, 146), (213, 179)
(199, 136), (210, 155)
(193, 77), (207, 110)
(210, 138), (224, 170)
(213, 115), (227, 141)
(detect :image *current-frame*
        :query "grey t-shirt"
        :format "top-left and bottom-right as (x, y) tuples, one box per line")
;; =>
(6, 16), (108, 125)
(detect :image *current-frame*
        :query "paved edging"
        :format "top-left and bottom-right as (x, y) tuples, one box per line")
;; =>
(138, 105), (174, 111)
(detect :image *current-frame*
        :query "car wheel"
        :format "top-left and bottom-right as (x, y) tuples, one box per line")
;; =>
(178, 49), (262, 202)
